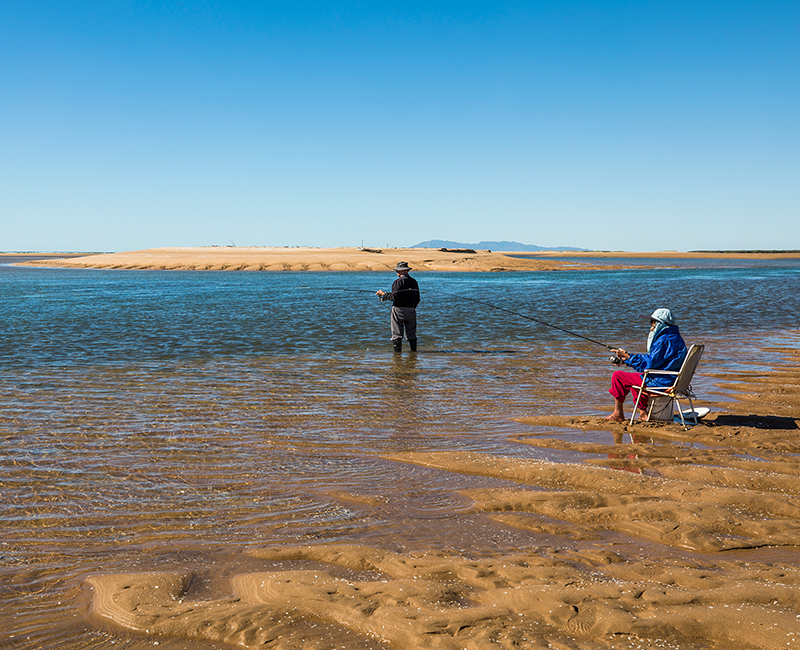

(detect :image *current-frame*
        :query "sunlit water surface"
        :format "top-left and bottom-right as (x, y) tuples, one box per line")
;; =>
(1, 259), (798, 648)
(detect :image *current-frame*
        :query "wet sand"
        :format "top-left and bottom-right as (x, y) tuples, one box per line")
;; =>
(17, 246), (608, 272)
(84, 340), (800, 649)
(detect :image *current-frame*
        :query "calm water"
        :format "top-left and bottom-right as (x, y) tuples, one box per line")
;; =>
(1, 259), (799, 649)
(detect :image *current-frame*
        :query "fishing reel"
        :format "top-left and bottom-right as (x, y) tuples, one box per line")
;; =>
(609, 355), (623, 365)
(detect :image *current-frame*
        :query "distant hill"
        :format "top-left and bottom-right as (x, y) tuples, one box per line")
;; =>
(411, 240), (590, 252)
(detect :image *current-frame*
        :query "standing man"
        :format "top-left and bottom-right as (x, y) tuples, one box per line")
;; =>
(376, 262), (420, 352)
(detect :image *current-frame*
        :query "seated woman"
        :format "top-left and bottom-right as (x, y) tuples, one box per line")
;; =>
(605, 308), (687, 421)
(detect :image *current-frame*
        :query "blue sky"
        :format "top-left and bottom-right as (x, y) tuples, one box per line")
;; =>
(2, 1), (798, 252)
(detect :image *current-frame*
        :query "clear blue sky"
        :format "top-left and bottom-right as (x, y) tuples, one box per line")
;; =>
(2, 1), (798, 252)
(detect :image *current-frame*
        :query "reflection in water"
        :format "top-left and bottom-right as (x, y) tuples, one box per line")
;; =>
(607, 431), (655, 474)
(613, 431), (655, 445)
(385, 352), (423, 442)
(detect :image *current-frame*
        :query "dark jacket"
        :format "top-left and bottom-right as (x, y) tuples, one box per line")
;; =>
(625, 326), (687, 387)
(384, 275), (420, 308)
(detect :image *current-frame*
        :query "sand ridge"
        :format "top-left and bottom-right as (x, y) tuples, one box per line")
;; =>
(87, 543), (800, 649)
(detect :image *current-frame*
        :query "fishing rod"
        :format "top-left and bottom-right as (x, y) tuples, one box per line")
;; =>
(456, 295), (615, 351)
(323, 288), (376, 293)
(293, 287), (376, 293)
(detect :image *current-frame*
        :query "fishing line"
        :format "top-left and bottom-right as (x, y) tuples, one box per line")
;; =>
(317, 287), (615, 350)
(455, 295), (615, 350)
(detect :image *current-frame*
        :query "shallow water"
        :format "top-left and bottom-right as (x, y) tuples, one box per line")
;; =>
(1, 260), (799, 648)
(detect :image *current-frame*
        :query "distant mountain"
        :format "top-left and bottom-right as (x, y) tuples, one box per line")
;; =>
(411, 240), (590, 252)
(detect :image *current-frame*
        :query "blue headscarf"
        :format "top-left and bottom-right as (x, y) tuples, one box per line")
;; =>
(647, 308), (675, 352)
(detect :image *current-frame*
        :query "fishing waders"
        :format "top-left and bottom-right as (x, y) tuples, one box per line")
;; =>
(392, 338), (417, 352)
(390, 306), (417, 353)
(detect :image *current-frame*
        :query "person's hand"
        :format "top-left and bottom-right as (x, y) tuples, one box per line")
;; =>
(376, 290), (385, 296)
(612, 348), (630, 361)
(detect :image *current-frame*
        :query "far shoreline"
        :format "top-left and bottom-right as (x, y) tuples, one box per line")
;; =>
(514, 250), (800, 259)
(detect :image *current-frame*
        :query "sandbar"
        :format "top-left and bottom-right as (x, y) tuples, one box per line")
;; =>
(17, 246), (607, 272)
(17, 247), (800, 273)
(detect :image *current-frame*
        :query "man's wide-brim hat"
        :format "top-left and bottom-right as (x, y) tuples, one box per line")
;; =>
(393, 262), (411, 272)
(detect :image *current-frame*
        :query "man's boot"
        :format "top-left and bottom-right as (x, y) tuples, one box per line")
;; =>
(393, 340), (402, 352)
(409, 339), (417, 351)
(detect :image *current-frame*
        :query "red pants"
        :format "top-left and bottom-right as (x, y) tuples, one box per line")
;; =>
(609, 370), (649, 409)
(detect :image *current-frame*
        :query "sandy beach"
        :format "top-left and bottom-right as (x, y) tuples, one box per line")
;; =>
(83, 339), (800, 649)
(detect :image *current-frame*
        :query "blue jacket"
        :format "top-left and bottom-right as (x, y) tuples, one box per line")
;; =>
(625, 326), (687, 387)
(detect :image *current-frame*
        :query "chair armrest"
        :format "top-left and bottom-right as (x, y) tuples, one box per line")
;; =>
(640, 369), (679, 392)
(642, 369), (679, 378)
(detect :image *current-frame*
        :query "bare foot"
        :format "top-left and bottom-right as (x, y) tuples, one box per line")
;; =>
(604, 414), (626, 421)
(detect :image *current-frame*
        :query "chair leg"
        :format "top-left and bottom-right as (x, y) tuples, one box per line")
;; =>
(673, 397), (685, 429)
(629, 387), (643, 425)
(686, 396), (697, 425)
(676, 397), (696, 430)
(630, 386), (653, 425)
(674, 396), (698, 429)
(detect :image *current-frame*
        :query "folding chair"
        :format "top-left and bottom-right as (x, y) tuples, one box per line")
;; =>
(630, 344), (705, 428)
